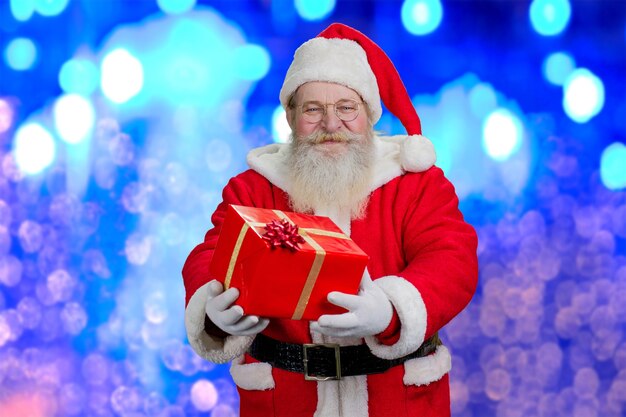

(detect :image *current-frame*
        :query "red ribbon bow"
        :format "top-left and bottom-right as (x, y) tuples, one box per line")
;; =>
(262, 219), (305, 252)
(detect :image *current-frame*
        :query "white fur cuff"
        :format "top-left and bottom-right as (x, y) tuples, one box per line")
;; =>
(364, 275), (427, 359)
(230, 354), (275, 390)
(184, 282), (254, 364)
(403, 345), (451, 386)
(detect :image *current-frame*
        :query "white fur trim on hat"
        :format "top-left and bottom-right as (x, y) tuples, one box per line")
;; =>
(403, 345), (452, 386)
(184, 282), (254, 364)
(230, 354), (275, 390)
(364, 275), (427, 359)
(279, 37), (382, 123)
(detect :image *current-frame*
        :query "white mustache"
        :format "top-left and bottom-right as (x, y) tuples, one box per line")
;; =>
(304, 131), (358, 145)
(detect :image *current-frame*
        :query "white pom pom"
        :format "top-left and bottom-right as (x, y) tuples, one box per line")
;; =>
(399, 135), (436, 173)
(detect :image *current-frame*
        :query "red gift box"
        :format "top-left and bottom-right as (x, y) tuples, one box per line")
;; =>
(210, 205), (369, 321)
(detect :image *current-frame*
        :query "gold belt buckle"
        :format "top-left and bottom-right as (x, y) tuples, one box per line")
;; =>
(303, 343), (341, 381)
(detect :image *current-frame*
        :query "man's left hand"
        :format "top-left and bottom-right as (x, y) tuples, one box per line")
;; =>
(310, 272), (392, 338)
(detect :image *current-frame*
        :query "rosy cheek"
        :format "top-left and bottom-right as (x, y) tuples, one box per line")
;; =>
(296, 119), (315, 136)
(346, 117), (368, 134)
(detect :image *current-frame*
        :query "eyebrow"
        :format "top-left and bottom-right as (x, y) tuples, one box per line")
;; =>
(300, 98), (359, 103)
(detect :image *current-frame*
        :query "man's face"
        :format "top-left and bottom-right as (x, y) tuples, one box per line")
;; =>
(287, 82), (370, 149)
(285, 82), (374, 217)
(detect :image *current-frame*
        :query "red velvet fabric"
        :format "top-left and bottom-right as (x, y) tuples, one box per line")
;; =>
(182, 166), (477, 416)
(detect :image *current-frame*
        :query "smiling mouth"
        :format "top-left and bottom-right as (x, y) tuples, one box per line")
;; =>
(315, 137), (349, 144)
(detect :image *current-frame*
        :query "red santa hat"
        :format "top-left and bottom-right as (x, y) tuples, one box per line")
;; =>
(279, 23), (423, 136)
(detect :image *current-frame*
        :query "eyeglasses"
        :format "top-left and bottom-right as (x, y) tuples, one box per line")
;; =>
(294, 99), (362, 123)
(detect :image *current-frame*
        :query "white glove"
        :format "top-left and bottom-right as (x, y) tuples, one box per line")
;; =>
(204, 280), (269, 336)
(310, 271), (392, 338)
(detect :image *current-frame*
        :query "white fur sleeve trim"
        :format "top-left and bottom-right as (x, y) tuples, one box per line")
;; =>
(403, 345), (451, 386)
(230, 354), (275, 390)
(364, 275), (427, 359)
(184, 282), (254, 364)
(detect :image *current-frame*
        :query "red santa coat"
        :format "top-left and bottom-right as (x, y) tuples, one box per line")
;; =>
(183, 136), (478, 417)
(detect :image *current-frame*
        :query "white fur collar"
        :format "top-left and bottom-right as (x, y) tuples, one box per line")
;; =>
(246, 134), (436, 199)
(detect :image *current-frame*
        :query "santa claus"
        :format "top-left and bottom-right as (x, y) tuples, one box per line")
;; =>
(183, 23), (478, 417)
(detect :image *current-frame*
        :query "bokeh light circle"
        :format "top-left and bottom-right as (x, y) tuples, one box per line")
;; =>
(0, 99), (15, 134)
(59, 59), (100, 95)
(100, 49), (144, 104)
(294, 0), (336, 21)
(563, 68), (605, 123)
(482, 108), (524, 161)
(600, 142), (626, 190)
(34, 0), (70, 17)
(10, 0), (36, 21)
(272, 106), (291, 143)
(543, 51), (576, 86)
(529, 0), (571, 36)
(157, 0), (196, 15)
(401, 0), (443, 36)
(53, 94), (96, 144)
(190, 379), (218, 411)
(13, 123), (56, 175)
(4, 37), (38, 71)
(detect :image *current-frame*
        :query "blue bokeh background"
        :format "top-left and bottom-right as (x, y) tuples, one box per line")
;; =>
(1, 1), (625, 416)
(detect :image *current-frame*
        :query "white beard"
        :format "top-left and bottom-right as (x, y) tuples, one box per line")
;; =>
(286, 130), (375, 220)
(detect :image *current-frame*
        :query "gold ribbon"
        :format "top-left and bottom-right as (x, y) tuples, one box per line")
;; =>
(272, 210), (332, 320)
(248, 222), (348, 240)
(224, 223), (249, 289)
(223, 209), (349, 319)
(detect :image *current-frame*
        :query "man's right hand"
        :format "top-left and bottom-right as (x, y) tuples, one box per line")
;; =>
(204, 280), (269, 336)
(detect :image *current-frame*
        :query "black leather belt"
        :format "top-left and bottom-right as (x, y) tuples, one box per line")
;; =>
(248, 333), (441, 381)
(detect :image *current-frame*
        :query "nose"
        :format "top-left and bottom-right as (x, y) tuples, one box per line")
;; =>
(321, 105), (343, 132)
